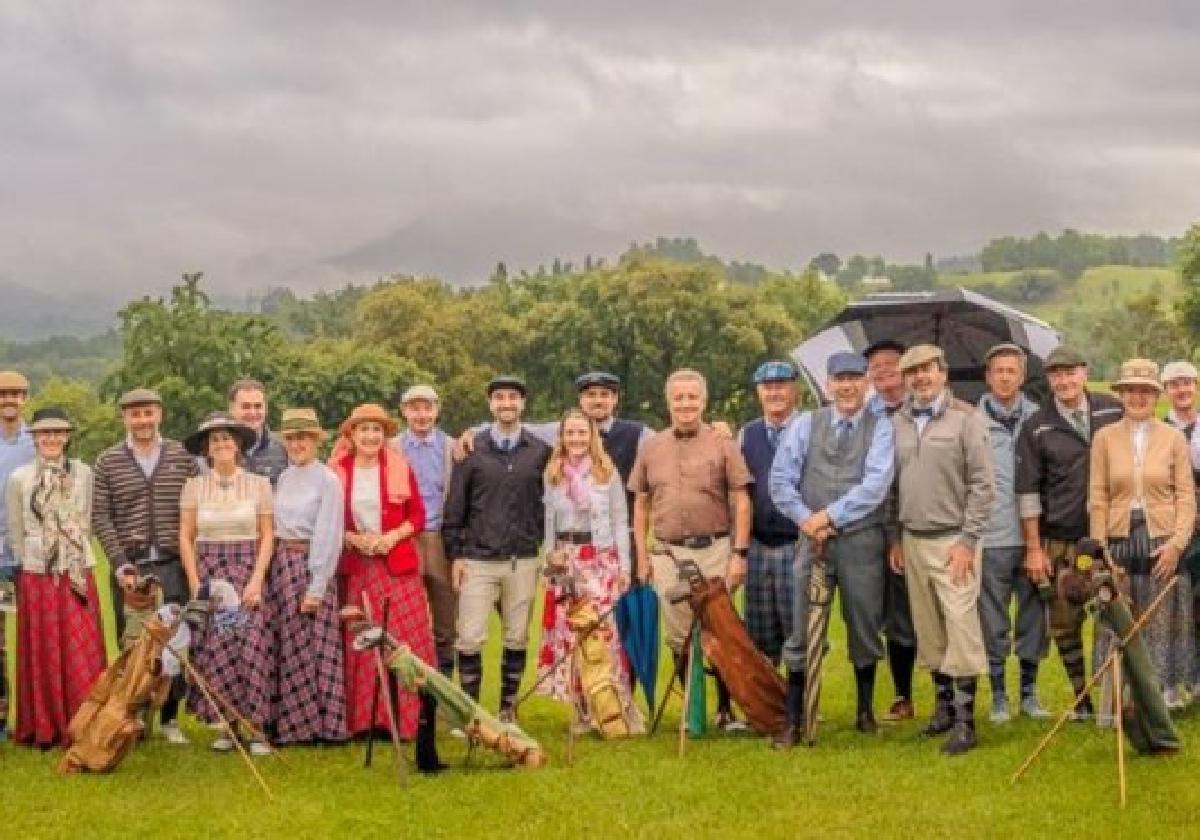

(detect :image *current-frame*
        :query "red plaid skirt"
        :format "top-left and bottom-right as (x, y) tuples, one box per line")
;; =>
(341, 561), (435, 739)
(267, 543), (347, 744)
(15, 572), (106, 747)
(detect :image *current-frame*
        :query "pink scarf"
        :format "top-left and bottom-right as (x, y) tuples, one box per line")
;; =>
(562, 456), (592, 511)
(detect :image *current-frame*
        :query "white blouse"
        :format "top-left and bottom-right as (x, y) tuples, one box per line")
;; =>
(274, 462), (345, 596)
(351, 464), (382, 534)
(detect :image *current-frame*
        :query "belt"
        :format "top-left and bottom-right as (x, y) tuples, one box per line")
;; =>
(660, 531), (729, 550)
(902, 527), (959, 539)
(555, 531), (592, 545)
(276, 538), (311, 551)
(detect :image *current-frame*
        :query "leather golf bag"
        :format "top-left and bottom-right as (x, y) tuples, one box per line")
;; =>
(58, 616), (174, 774)
(567, 597), (632, 739)
(689, 577), (787, 734)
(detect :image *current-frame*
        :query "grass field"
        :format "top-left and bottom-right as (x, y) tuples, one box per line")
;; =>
(3, 553), (1200, 839)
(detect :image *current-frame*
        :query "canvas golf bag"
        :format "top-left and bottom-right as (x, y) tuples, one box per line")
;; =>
(566, 596), (633, 738)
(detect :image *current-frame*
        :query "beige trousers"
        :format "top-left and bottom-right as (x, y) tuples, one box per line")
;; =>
(901, 532), (987, 678)
(650, 537), (731, 653)
(455, 557), (540, 655)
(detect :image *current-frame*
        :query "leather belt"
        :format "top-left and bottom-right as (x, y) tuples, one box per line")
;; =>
(555, 531), (593, 545)
(660, 531), (729, 550)
(276, 538), (311, 551)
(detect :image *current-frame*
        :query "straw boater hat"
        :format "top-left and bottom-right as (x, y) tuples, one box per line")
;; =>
(28, 406), (74, 433)
(1112, 358), (1162, 392)
(0, 370), (30, 392)
(184, 411), (256, 455)
(339, 403), (398, 438)
(279, 407), (328, 441)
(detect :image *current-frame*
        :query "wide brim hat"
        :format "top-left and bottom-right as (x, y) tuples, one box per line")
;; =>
(338, 403), (399, 438)
(279, 407), (329, 441)
(1112, 358), (1162, 393)
(0, 370), (30, 392)
(28, 406), (74, 433)
(184, 411), (257, 455)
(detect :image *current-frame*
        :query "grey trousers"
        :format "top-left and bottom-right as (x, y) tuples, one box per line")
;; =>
(884, 567), (915, 647)
(783, 526), (887, 673)
(978, 546), (1048, 670)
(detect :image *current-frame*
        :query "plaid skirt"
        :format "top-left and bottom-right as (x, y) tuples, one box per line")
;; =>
(341, 561), (435, 739)
(188, 541), (273, 729)
(15, 572), (106, 747)
(267, 543), (348, 744)
(1097, 514), (1195, 688)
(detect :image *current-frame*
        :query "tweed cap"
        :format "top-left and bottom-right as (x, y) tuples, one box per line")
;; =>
(826, 352), (868, 377)
(575, 371), (621, 392)
(0, 370), (29, 392)
(753, 360), (798, 384)
(118, 387), (162, 408)
(486, 375), (527, 397)
(401, 384), (439, 404)
(1044, 345), (1087, 371)
(898, 344), (945, 372)
(1112, 358), (1161, 392)
(984, 342), (1026, 364)
(1161, 361), (1199, 384)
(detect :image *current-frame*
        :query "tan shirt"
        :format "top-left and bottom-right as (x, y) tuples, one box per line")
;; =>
(1089, 417), (1196, 552)
(628, 424), (752, 541)
(181, 469), (272, 542)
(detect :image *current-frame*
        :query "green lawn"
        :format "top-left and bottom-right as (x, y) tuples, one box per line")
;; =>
(3, 554), (1200, 839)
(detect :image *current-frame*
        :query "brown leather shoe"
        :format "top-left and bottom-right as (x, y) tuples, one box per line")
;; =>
(856, 711), (879, 734)
(770, 724), (801, 750)
(883, 697), (914, 721)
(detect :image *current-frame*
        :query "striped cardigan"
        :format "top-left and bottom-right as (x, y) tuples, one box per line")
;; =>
(91, 439), (198, 567)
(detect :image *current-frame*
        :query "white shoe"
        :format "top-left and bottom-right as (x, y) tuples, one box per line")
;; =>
(160, 721), (189, 745)
(248, 739), (272, 757)
(448, 727), (467, 739)
(989, 697), (1010, 724)
(210, 735), (235, 752)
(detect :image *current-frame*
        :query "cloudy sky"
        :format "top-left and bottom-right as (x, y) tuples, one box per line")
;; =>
(2, 1), (1198, 297)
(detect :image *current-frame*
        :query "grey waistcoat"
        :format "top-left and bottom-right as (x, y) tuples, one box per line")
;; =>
(800, 407), (883, 533)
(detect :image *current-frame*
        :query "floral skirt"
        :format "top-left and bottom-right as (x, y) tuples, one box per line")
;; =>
(536, 543), (642, 732)
(15, 572), (106, 747)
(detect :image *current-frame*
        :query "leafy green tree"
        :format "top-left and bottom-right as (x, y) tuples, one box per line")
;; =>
(1175, 224), (1200, 338)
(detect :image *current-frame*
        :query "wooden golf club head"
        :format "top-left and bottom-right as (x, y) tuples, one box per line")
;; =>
(352, 625), (385, 651)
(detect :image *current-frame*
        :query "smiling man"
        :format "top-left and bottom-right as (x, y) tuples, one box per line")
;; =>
(227, 378), (288, 486)
(888, 344), (994, 756)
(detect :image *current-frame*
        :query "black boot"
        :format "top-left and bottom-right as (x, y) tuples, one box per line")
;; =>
(922, 671), (955, 737)
(499, 648), (527, 721)
(458, 652), (483, 703)
(771, 669), (805, 750)
(713, 674), (744, 731)
(855, 663), (878, 734)
(415, 691), (446, 774)
(673, 651), (689, 691)
(941, 677), (978, 756)
(437, 652), (455, 681)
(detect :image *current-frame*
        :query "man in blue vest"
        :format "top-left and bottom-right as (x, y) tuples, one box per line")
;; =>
(739, 360), (801, 666)
(770, 352), (895, 746)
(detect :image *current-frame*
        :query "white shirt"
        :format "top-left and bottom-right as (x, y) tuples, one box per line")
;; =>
(351, 464), (383, 534)
(274, 462), (344, 597)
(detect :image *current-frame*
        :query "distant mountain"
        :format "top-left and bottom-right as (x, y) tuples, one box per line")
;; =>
(0, 278), (120, 340)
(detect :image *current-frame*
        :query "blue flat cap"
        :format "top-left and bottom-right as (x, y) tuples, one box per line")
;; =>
(575, 371), (621, 392)
(827, 352), (868, 377)
(753, 360), (798, 384)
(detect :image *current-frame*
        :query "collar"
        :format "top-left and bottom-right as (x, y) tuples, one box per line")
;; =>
(402, 428), (441, 447)
(126, 433), (163, 452)
(249, 427), (273, 454)
(1167, 409), (1198, 429)
(672, 425), (702, 440)
(765, 409), (800, 431)
(1054, 396), (1088, 418)
(598, 417), (615, 434)
(489, 426), (521, 450)
(830, 406), (864, 427)
(907, 390), (947, 418)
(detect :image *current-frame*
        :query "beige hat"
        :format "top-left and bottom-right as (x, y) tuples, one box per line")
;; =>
(1161, 361), (1199, 384)
(898, 344), (945, 373)
(1112, 358), (1162, 392)
(279, 407), (328, 440)
(118, 387), (162, 408)
(0, 370), (29, 392)
(401, 384), (439, 404)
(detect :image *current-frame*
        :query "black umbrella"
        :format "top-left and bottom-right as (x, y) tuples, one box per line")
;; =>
(792, 289), (1062, 404)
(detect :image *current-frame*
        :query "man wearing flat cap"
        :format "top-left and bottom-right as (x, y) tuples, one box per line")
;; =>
(1015, 345), (1122, 721)
(443, 376), (551, 722)
(0, 370), (34, 738)
(887, 344), (994, 755)
(91, 387), (199, 744)
(770, 352), (895, 745)
(975, 343), (1049, 723)
(738, 360), (802, 668)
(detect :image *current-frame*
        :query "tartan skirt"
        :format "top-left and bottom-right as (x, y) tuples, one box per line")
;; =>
(188, 540), (273, 730)
(267, 543), (347, 744)
(341, 560), (435, 739)
(15, 572), (106, 748)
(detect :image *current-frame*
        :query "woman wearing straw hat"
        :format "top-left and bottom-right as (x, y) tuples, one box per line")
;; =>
(180, 411), (275, 754)
(1089, 358), (1196, 720)
(329, 403), (441, 772)
(267, 408), (348, 745)
(5, 407), (106, 747)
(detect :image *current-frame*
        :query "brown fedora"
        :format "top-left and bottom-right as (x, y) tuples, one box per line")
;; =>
(338, 403), (398, 438)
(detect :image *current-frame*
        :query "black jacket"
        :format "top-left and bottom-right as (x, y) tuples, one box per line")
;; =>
(442, 430), (552, 560)
(1015, 390), (1123, 541)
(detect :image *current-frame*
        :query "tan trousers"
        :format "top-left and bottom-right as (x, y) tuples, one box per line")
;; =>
(901, 532), (987, 678)
(416, 531), (457, 667)
(455, 557), (539, 655)
(650, 537), (731, 653)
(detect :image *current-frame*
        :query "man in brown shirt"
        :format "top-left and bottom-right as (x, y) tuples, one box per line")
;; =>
(629, 368), (753, 730)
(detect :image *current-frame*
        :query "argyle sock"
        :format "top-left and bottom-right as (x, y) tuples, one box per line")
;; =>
(1019, 659), (1039, 701)
(499, 648), (527, 712)
(933, 671), (954, 712)
(953, 677), (978, 730)
(458, 652), (483, 703)
(715, 673), (734, 715)
(1053, 630), (1088, 701)
(888, 639), (915, 700)
(855, 663), (877, 716)
(988, 662), (1006, 702)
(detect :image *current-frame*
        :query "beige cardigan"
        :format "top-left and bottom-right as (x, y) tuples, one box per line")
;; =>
(1088, 417), (1195, 552)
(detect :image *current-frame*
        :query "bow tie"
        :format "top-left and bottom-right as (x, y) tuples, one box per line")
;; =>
(673, 428), (698, 440)
(912, 407), (934, 418)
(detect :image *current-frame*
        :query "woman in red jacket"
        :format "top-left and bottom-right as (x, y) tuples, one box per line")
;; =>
(330, 403), (441, 772)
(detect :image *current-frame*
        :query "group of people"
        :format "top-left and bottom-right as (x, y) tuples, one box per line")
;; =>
(0, 336), (1195, 767)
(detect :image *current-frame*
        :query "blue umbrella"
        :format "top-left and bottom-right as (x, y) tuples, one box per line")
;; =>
(615, 583), (659, 714)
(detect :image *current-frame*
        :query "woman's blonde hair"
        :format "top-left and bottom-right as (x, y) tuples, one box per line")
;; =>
(545, 408), (614, 486)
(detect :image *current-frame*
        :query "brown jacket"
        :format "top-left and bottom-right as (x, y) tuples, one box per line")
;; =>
(1088, 417), (1196, 552)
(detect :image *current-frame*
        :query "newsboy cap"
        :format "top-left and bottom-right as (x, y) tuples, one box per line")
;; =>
(486, 375), (527, 397)
(1161, 361), (1199, 384)
(898, 344), (945, 372)
(1044, 346), (1087, 370)
(826, 352), (868, 377)
(753, 360), (798, 384)
(401, 384), (439, 404)
(118, 387), (163, 408)
(984, 343), (1026, 364)
(575, 371), (621, 392)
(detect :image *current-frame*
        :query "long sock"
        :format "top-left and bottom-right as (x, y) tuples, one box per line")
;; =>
(854, 663), (877, 716)
(499, 648), (527, 711)
(161, 676), (185, 724)
(933, 671), (954, 710)
(988, 662), (1006, 700)
(415, 691), (443, 773)
(1053, 632), (1088, 700)
(953, 677), (978, 730)
(1019, 659), (1039, 700)
(888, 639), (915, 700)
(715, 673), (733, 714)
(437, 653), (455, 681)
(786, 669), (806, 725)
(674, 651), (689, 691)
(458, 652), (483, 703)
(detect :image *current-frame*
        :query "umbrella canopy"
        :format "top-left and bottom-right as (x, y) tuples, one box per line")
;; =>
(614, 583), (659, 714)
(792, 289), (1062, 404)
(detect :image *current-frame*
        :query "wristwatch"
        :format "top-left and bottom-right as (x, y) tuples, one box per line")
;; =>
(732, 547), (749, 558)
